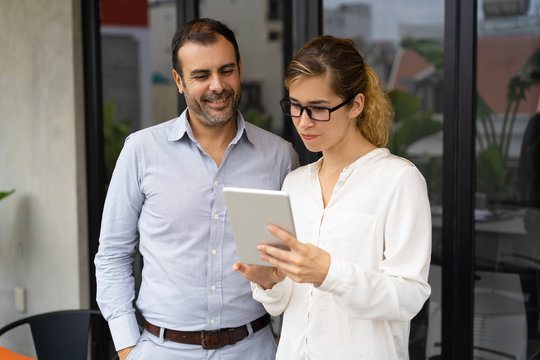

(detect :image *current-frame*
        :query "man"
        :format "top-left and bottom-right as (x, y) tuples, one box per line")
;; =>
(95, 18), (298, 360)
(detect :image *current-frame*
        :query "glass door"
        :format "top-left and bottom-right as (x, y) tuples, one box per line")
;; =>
(474, 0), (540, 359)
(199, 0), (287, 135)
(322, 1), (445, 358)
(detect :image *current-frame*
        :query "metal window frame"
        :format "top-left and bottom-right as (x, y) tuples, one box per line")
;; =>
(442, 0), (477, 359)
(176, 0), (199, 115)
(283, 0), (324, 165)
(81, 0), (109, 358)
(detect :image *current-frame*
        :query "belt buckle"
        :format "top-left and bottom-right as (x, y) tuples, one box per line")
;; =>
(200, 329), (224, 350)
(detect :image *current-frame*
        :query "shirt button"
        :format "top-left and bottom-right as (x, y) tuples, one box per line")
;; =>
(213, 180), (219, 186)
(211, 249), (217, 255)
(210, 319), (215, 325)
(210, 285), (216, 291)
(214, 214), (219, 220)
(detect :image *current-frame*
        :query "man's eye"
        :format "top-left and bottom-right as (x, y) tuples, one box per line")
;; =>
(222, 69), (234, 75)
(194, 75), (208, 80)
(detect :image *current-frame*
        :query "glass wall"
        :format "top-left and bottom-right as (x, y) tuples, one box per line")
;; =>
(474, 0), (540, 359)
(199, 0), (286, 134)
(322, 0), (445, 358)
(198, 0), (287, 336)
(88, 0), (540, 357)
(99, 0), (181, 331)
(100, 0), (179, 182)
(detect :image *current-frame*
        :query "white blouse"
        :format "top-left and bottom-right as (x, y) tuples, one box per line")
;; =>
(252, 148), (432, 360)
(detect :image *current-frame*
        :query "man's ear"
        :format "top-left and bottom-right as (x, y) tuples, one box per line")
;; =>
(172, 69), (184, 94)
(238, 58), (242, 80)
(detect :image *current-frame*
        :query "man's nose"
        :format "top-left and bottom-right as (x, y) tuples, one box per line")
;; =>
(209, 74), (225, 92)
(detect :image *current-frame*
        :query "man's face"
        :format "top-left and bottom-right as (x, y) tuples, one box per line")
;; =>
(173, 35), (242, 128)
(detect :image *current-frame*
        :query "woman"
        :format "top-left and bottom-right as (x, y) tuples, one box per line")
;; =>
(233, 35), (431, 359)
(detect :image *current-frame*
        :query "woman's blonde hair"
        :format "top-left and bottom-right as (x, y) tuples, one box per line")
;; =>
(284, 35), (394, 147)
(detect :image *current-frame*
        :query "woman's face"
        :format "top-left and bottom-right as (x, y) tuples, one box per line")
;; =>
(288, 74), (362, 154)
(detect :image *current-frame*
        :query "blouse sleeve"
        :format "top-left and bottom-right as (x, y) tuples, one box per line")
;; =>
(251, 277), (294, 316)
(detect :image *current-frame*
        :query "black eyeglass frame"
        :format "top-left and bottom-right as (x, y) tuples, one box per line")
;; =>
(279, 95), (356, 122)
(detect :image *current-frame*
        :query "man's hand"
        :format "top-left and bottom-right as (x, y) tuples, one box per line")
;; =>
(117, 346), (134, 360)
(257, 224), (331, 286)
(233, 262), (285, 290)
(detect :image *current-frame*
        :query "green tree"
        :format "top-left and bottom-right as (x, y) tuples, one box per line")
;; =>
(387, 89), (442, 204)
(402, 37), (540, 201)
(103, 99), (132, 183)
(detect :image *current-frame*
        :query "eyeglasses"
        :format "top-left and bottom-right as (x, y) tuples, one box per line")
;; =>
(279, 96), (354, 122)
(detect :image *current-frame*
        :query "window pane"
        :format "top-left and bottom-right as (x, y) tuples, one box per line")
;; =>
(199, 0), (286, 337)
(474, 1), (540, 358)
(99, 0), (179, 330)
(200, 0), (285, 134)
(101, 0), (178, 182)
(323, 1), (444, 358)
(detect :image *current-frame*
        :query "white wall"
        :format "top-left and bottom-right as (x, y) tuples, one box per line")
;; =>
(0, 0), (88, 356)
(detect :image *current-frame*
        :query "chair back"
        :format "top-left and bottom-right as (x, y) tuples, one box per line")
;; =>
(0, 309), (104, 360)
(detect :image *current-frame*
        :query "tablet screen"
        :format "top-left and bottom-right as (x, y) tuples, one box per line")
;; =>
(223, 187), (295, 266)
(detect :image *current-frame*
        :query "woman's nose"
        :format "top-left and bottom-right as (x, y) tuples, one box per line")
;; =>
(297, 109), (314, 127)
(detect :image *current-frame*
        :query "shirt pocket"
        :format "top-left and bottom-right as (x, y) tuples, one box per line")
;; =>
(320, 211), (378, 266)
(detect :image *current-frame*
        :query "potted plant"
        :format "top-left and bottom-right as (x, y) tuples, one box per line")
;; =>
(0, 190), (15, 202)
(402, 37), (540, 210)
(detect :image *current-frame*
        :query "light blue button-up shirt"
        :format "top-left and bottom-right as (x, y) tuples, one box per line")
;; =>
(95, 110), (298, 353)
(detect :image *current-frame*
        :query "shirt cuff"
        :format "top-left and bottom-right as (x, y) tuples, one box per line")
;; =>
(317, 257), (345, 294)
(108, 313), (141, 351)
(251, 278), (288, 302)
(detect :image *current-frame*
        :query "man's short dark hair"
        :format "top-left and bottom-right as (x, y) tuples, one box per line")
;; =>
(171, 18), (241, 78)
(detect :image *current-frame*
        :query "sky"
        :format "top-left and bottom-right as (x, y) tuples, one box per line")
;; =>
(323, 0), (445, 41)
(323, 0), (540, 41)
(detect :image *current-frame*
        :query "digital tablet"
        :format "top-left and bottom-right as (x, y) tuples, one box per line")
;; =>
(223, 187), (296, 266)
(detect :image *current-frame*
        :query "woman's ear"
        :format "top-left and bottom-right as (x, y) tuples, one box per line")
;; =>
(350, 93), (365, 118)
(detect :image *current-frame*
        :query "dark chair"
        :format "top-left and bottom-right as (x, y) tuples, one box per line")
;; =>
(0, 309), (106, 360)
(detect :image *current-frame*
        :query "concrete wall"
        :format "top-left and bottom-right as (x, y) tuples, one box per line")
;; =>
(0, 0), (88, 356)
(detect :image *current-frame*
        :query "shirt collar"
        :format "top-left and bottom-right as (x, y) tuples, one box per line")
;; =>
(167, 109), (254, 145)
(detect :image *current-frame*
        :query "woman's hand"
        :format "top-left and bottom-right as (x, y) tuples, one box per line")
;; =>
(258, 224), (331, 286)
(233, 262), (285, 290)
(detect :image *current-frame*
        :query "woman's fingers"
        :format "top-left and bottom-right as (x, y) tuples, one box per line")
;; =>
(259, 241), (331, 286)
(267, 224), (301, 251)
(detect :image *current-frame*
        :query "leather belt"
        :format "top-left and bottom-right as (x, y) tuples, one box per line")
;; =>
(144, 313), (270, 349)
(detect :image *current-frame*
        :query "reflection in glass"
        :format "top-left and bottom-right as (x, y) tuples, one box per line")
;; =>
(100, 0), (179, 331)
(200, 0), (285, 134)
(199, 0), (286, 337)
(323, 1), (444, 358)
(475, 0), (540, 359)
(100, 0), (179, 183)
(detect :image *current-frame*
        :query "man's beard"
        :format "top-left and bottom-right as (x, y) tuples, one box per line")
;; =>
(185, 88), (241, 128)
